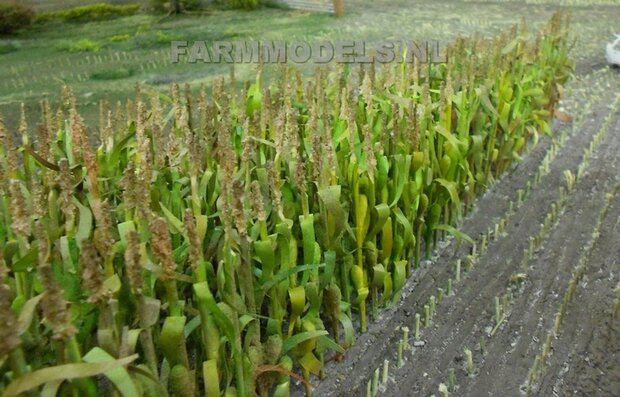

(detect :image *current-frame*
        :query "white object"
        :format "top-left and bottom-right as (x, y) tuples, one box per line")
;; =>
(606, 34), (620, 66)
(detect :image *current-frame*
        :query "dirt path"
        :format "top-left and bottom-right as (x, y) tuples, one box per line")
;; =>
(300, 63), (620, 396)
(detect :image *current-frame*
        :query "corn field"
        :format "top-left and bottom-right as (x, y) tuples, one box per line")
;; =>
(0, 13), (571, 397)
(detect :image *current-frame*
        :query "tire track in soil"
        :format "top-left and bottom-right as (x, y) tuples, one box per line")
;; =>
(380, 97), (620, 396)
(457, 109), (620, 397)
(535, 141), (620, 397)
(308, 84), (615, 396)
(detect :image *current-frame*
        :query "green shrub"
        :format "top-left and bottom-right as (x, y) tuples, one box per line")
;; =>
(109, 34), (131, 42)
(0, 2), (34, 35)
(90, 67), (135, 80)
(156, 30), (182, 43)
(133, 30), (183, 48)
(261, 0), (291, 9)
(36, 3), (141, 24)
(182, 0), (206, 10)
(150, 0), (168, 12)
(57, 38), (102, 53)
(227, 0), (259, 9)
(150, 0), (208, 12)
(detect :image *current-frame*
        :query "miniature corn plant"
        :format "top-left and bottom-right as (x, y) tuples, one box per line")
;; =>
(0, 12), (572, 396)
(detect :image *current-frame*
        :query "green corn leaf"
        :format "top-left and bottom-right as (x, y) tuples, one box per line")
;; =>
(193, 282), (237, 349)
(105, 131), (135, 170)
(298, 351), (322, 375)
(273, 381), (291, 397)
(435, 178), (462, 217)
(59, 236), (75, 272)
(17, 293), (43, 335)
(340, 313), (355, 347)
(367, 203), (391, 239)
(73, 197), (92, 247)
(355, 193), (369, 247)
(203, 359), (221, 397)
(249, 135), (277, 148)
(382, 271), (393, 305)
(501, 38), (518, 55)
(434, 224), (475, 245)
(138, 296), (161, 328)
(350, 265), (369, 305)
(169, 364), (195, 397)
(10, 242), (38, 272)
(389, 155), (412, 207)
(479, 87), (499, 118)
(122, 329), (143, 356)
(23, 144), (60, 171)
(288, 285), (306, 335)
(282, 330), (328, 355)
(261, 264), (325, 292)
(371, 264), (386, 288)
(246, 80), (262, 117)
(239, 314), (255, 332)
(320, 251), (336, 290)
(1, 354), (138, 397)
(103, 274), (122, 294)
(392, 207), (414, 250)
(392, 260), (407, 300)
(2, 241), (18, 267)
(318, 185), (347, 243)
(83, 347), (140, 397)
(40, 380), (63, 397)
(380, 217), (393, 263)
(159, 202), (185, 235)
(435, 125), (465, 153)
(254, 239), (276, 283)
(159, 316), (189, 368)
(184, 316), (201, 338)
(129, 365), (169, 397)
(300, 214), (316, 267)
(195, 214), (209, 243)
(117, 221), (136, 247)
(316, 334), (345, 354)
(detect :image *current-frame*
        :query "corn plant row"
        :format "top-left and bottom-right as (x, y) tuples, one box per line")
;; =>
(0, 14), (572, 397)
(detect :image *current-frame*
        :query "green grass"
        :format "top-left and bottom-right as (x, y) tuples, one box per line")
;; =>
(0, 40), (20, 54)
(0, 7), (333, 128)
(27, 0), (148, 12)
(90, 66), (135, 80)
(0, 0), (617, 132)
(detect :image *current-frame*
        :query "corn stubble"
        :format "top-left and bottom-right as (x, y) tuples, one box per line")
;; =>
(0, 13), (571, 397)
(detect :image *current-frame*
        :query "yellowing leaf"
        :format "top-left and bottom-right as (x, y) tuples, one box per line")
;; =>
(2, 354), (138, 397)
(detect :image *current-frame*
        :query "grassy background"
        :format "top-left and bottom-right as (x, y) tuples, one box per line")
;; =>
(0, 0), (618, 132)
(4, 0), (146, 12)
